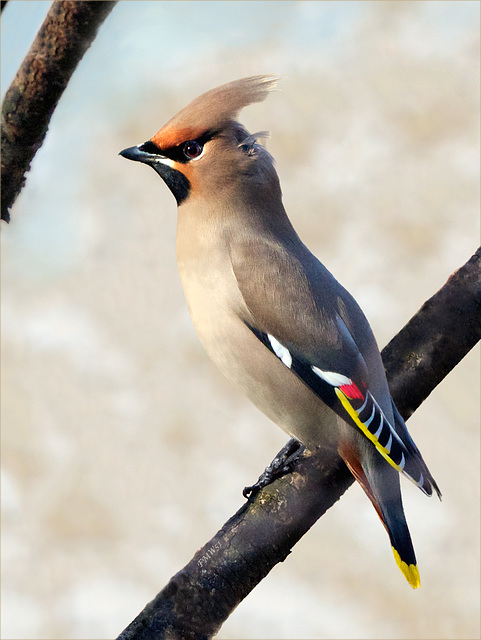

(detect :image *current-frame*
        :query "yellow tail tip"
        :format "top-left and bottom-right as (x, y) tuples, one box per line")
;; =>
(392, 547), (421, 589)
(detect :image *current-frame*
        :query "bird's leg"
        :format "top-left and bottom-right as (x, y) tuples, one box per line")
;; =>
(243, 438), (306, 500)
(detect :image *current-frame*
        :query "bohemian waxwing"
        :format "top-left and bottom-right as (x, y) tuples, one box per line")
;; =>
(120, 75), (441, 588)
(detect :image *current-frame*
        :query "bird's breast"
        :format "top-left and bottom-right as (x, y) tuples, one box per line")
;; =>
(175, 214), (340, 448)
(175, 212), (250, 370)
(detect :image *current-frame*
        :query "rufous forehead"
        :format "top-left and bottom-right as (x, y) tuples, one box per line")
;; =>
(150, 124), (206, 150)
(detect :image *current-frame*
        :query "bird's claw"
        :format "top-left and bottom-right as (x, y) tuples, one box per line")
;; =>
(243, 438), (306, 500)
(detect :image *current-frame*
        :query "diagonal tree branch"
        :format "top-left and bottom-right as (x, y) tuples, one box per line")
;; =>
(1, 0), (116, 222)
(383, 247), (481, 417)
(117, 247), (481, 640)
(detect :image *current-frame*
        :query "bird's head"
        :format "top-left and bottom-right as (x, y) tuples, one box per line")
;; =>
(120, 76), (280, 207)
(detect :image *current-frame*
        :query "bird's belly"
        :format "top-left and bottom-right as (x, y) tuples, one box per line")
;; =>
(177, 256), (341, 450)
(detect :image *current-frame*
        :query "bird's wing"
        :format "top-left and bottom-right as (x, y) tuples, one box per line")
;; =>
(230, 236), (436, 495)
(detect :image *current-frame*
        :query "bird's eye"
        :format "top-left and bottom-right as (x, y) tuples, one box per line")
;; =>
(183, 140), (203, 160)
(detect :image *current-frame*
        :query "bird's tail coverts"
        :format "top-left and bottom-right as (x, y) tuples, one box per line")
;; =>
(151, 76), (279, 149)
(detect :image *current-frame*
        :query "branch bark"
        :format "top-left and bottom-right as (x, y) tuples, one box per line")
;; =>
(383, 247), (481, 417)
(1, 0), (116, 222)
(117, 248), (481, 640)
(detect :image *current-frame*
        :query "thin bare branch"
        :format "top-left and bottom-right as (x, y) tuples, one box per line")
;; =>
(1, 0), (116, 222)
(383, 246), (481, 417)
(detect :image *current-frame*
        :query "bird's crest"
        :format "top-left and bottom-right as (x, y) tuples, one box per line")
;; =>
(150, 76), (279, 149)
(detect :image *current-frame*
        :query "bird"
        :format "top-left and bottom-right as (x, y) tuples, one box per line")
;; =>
(120, 75), (441, 588)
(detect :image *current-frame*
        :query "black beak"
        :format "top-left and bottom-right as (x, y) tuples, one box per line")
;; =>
(119, 143), (164, 164)
(119, 142), (191, 206)
(119, 145), (145, 162)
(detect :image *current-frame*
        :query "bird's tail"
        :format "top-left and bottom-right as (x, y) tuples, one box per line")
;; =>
(339, 441), (421, 588)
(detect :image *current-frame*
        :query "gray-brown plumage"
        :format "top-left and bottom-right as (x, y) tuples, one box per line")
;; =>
(120, 76), (440, 588)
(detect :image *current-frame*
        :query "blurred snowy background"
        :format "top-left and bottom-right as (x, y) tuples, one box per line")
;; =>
(1, 1), (479, 638)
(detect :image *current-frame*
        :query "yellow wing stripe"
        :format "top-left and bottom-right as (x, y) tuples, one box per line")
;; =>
(335, 388), (404, 475)
(392, 547), (421, 589)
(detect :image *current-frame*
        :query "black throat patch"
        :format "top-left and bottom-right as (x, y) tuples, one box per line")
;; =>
(151, 162), (191, 206)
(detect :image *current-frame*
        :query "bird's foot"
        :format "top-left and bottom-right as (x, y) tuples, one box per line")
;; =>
(243, 438), (306, 500)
